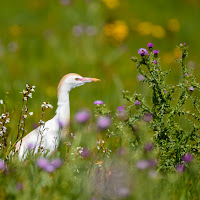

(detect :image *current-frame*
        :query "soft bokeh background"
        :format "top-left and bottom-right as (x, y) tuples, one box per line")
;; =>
(0, 0), (200, 130)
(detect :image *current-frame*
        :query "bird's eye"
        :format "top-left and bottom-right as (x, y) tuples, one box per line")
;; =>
(75, 78), (81, 81)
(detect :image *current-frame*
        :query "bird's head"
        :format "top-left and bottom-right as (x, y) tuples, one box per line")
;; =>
(58, 73), (100, 96)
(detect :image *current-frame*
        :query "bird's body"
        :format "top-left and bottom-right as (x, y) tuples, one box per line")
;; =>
(16, 73), (100, 160)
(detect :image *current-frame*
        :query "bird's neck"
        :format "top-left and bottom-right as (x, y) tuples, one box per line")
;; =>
(56, 90), (70, 128)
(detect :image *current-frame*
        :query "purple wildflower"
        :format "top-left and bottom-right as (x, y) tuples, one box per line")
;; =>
(185, 73), (188, 76)
(148, 159), (157, 167)
(36, 157), (49, 169)
(97, 116), (111, 130)
(27, 142), (36, 150)
(94, 100), (103, 105)
(183, 153), (193, 163)
(144, 142), (154, 152)
(153, 60), (157, 64)
(117, 147), (127, 156)
(51, 158), (62, 168)
(189, 86), (194, 91)
(138, 48), (148, 56)
(136, 160), (150, 170)
(143, 113), (153, 122)
(60, 0), (71, 5)
(16, 183), (23, 191)
(117, 187), (130, 198)
(147, 43), (154, 48)
(117, 106), (124, 112)
(137, 74), (145, 81)
(75, 110), (91, 123)
(135, 100), (141, 106)
(176, 163), (185, 173)
(153, 50), (159, 55)
(164, 90), (167, 93)
(81, 148), (90, 158)
(44, 164), (55, 173)
(0, 159), (5, 170)
(184, 43), (187, 45)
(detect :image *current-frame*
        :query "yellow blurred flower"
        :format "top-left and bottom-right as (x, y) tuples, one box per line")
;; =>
(9, 25), (21, 37)
(163, 52), (174, 64)
(137, 22), (152, 36)
(151, 25), (166, 39)
(173, 47), (181, 58)
(103, 21), (129, 43)
(101, 0), (119, 9)
(167, 18), (180, 32)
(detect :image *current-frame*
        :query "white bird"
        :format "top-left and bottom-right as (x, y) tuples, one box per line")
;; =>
(15, 73), (100, 160)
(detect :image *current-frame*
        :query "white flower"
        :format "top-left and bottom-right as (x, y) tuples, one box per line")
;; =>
(39, 120), (45, 125)
(24, 97), (28, 101)
(41, 102), (53, 109)
(97, 146), (100, 150)
(1, 114), (6, 118)
(20, 90), (27, 95)
(0, 100), (3, 104)
(5, 118), (10, 123)
(29, 112), (33, 116)
(23, 115), (27, 119)
(32, 85), (36, 89)
(26, 84), (30, 89)
(28, 93), (32, 98)
(31, 88), (35, 92)
(2, 126), (7, 133)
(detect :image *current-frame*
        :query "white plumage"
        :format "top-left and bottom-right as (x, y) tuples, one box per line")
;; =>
(15, 73), (100, 160)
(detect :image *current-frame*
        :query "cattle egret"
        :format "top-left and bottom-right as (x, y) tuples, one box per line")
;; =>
(15, 73), (100, 160)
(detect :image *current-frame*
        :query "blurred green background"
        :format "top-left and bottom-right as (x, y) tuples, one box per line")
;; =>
(0, 0), (200, 131)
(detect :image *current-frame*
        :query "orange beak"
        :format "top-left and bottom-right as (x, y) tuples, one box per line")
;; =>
(81, 77), (101, 82)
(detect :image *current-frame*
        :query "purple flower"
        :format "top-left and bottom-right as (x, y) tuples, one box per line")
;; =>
(16, 183), (23, 191)
(153, 50), (159, 55)
(164, 90), (167, 93)
(44, 164), (55, 173)
(176, 163), (185, 173)
(136, 160), (150, 170)
(94, 100), (103, 105)
(27, 142), (36, 150)
(148, 159), (157, 167)
(144, 142), (154, 152)
(117, 187), (130, 198)
(189, 86), (194, 91)
(97, 116), (111, 130)
(143, 113), (153, 122)
(147, 43), (154, 48)
(75, 110), (91, 123)
(81, 148), (90, 158)
(153, 60), (157, 64)
(135, 100), (141, 106)
(36, 157), (49, 169)
(137, 74), (145, 81)
(60, 0), (71, 5)
(0, 159), (5, 170)
(184, 43), (187, 45)
(185, 73), (188, 76)
(51, 158), (62, 168)
(117, 106), (124, 112)
(183, 153), (193, 163)
(138, 48), (148, 56)
(117, 147), (127, 156)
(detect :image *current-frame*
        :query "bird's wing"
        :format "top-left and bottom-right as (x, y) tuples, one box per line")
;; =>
(16, 117), (60, 159)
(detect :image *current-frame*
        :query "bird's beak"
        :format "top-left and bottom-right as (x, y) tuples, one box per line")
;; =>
(81, 77), (101, 83)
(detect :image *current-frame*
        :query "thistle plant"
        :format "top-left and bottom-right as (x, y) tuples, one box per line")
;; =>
(0, 99), (10, 152)
(121, 43), (200, 171)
